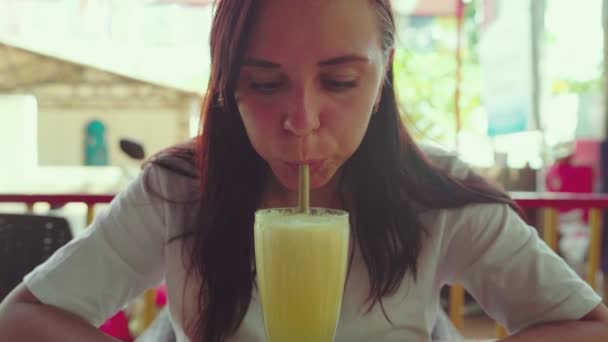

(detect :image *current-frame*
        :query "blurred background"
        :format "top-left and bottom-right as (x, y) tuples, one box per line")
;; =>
(1, 0), (607, 340)
(1, 0), (604, 190)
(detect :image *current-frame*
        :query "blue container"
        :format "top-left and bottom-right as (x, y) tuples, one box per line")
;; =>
(84, 119), (108, 166)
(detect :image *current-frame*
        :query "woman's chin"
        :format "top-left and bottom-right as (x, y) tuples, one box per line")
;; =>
(274, 172), (333, 192)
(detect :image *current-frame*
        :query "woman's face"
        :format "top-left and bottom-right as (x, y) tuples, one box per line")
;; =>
(235, 0), (388, 191)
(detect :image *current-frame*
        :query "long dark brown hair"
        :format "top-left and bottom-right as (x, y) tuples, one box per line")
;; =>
(154, 1), (519, 341)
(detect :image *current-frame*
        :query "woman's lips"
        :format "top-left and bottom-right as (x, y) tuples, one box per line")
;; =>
(285, 160), (324, 173)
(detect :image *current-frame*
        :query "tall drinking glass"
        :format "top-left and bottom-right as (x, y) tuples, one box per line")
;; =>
(254, 208), (350, 342)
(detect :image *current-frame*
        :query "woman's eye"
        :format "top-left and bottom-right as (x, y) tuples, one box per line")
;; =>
(322, 79), (358, 92)
(250, 81), (282, 94)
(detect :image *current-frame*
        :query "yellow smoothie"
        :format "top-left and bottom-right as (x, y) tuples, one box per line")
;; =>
(254, 208), (350, 342)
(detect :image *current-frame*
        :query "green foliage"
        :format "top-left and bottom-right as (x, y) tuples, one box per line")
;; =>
(392, 13), (483, 144)
(551, 76), (603, 95)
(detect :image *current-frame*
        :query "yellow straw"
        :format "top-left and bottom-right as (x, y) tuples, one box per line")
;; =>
(298, 164), (310, 214)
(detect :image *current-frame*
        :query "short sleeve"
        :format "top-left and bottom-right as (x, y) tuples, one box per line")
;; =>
(23, 164), (168, 326)
(442, 203), (602, 334)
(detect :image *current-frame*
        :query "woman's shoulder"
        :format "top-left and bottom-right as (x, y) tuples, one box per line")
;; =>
(415, 143), (512, 225)
(147, 138), (198, 177)
(141, 139), (200, 203)
(417, 143), (472, 180)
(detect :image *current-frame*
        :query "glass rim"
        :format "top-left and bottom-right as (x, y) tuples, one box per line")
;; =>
(255, 207), (349, 217)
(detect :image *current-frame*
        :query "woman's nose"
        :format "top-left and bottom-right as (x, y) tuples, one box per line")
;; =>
(282, 86), (321, 137)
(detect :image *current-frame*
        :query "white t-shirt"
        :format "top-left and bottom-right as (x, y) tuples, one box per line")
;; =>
(24, 146), (601, 341)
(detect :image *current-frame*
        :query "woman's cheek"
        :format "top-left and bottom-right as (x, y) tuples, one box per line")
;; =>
(238, 100), (284, 157)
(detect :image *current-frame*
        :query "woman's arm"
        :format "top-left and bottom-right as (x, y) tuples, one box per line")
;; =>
(0, 284), (119, 342)
(502, 304), (608, 341)
(442, 203), (605, 335)
(1, 165), (172, 339)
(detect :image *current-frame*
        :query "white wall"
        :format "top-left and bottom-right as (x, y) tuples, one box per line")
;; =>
(37, 107), (188, 166)
(0, 94), (38, 189)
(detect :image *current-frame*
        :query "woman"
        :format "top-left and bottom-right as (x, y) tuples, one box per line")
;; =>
(1, 0), (608, 341)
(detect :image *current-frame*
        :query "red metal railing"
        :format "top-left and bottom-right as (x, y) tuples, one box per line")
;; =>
(0, 194), (115, 205)
(0, 194), (115, 225)
(2, 191), (607, 339)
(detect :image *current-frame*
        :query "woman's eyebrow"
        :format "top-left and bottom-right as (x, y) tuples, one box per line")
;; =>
(243, 58), (281, 68)
(318, 54), (369, 66)
(242, 54), (370, 68)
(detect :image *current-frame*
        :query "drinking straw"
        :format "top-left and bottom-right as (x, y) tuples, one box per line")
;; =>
(298, 164), (310, 214)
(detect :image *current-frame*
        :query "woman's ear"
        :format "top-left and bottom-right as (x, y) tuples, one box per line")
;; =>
(386, 48), (394, 69)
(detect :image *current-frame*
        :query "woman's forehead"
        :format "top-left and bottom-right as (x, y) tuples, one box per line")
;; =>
(246, 0), (383, 64)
